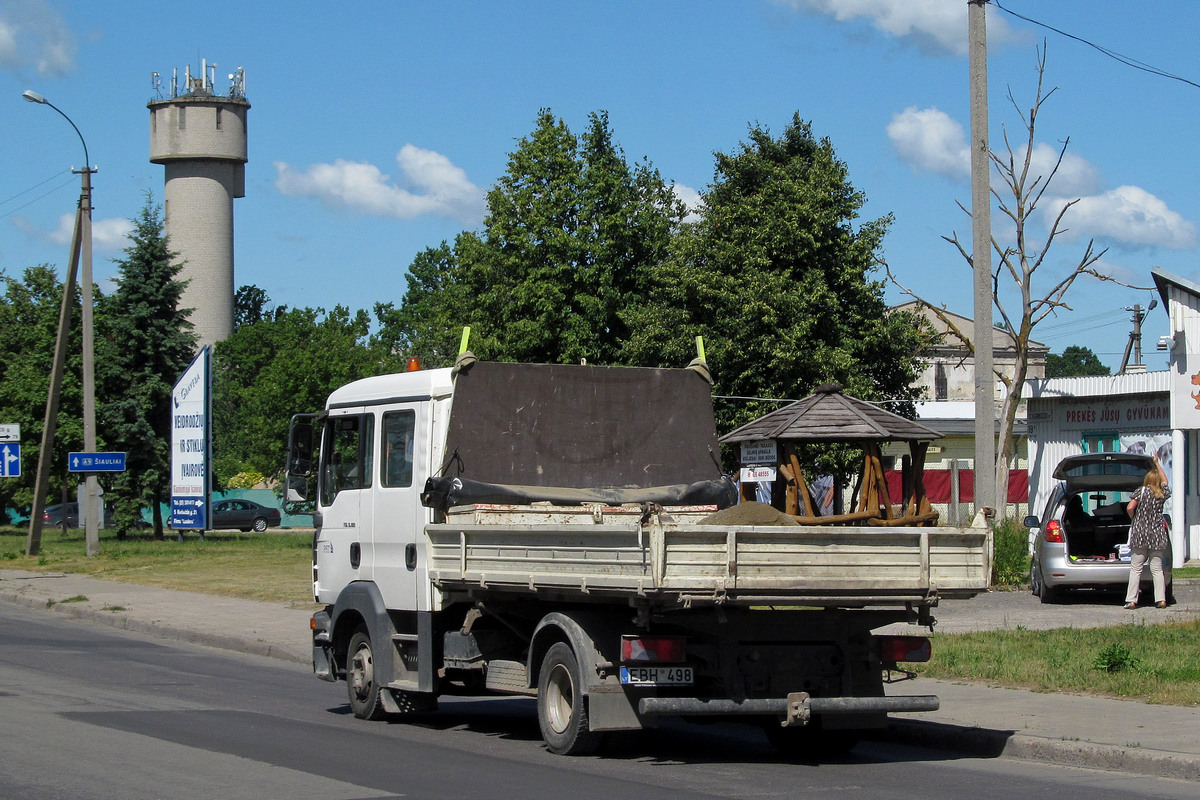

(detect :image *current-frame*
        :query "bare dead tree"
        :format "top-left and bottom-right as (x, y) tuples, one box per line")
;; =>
(888, 46), (1140, 514)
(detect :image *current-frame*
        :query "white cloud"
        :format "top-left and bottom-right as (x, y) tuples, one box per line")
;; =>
(0, 0), (75, 76)
(889, 107), (1194, 252)
(1018, 143), (1102, 199)
(777, 0), (1022, 56)
(49, 214), (132, 250)
(1045, 186), (1198, 251)
(889, 109), (1105, 198)
(671, 182), (703, 222)
(887, 107), (969, 178)
(274, 145), (486, 223)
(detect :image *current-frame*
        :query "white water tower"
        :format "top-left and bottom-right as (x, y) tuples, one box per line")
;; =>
(149, 60), (249, 346)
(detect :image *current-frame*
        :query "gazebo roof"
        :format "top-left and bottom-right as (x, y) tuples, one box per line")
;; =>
(720, 384), (944, 444)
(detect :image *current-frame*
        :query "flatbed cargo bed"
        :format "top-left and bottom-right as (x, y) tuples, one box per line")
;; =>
(427, 503), (989, 608)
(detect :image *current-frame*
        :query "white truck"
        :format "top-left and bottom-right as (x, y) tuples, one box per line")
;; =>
(287, 357), (989, 756)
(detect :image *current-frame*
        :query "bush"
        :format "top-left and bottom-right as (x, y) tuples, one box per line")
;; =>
(1093, 642), (1140, 673)
(226, 471), (266, 490)
(992, 516), (1031, 587)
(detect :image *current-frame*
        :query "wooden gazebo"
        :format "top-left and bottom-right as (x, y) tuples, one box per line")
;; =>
(720, 384), (944, 526)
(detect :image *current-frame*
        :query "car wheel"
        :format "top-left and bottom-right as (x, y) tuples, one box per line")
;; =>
(252, 517), (268, 532)
(537, 641), (604, 755)
(1037, 573), (1061, 604)
(346, 626), (389, 721)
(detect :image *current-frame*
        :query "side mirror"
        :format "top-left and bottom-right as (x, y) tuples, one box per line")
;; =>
(285, 413), (317, 513)
(1022, 515), (1039, 528)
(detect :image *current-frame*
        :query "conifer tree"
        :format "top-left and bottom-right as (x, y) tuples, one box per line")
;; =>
(97, 197), (195, 538)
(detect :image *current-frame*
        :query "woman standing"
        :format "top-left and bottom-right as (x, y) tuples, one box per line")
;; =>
(1124, 455), (1170, 609)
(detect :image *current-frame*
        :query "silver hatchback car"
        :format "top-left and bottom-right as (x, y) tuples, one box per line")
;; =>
(1025, 452), (1172, 604)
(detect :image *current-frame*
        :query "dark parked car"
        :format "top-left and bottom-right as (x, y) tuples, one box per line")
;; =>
(1025, 452), (1172, 604)
(210, 499), (281, 532)
(42, 502), (115, 529)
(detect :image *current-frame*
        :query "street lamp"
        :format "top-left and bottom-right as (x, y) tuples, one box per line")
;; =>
(22, 89), (99, 558)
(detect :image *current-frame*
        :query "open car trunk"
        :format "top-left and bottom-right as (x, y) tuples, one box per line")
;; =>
(1062, 493), (1133, 561)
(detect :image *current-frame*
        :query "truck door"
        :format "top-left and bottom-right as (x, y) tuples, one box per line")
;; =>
(371, 405), (425, 612)
(313, 411), (375, 603)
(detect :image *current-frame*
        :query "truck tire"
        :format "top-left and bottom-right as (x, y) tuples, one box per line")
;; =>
(347, 626), (389, 721)
(537, 642), (603, 756)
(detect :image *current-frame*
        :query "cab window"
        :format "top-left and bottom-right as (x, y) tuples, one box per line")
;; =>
(382, 410), (416, 487)
(320, 414), (374, 505)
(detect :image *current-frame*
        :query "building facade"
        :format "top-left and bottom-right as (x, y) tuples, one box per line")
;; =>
(882, 303), (1047, 521)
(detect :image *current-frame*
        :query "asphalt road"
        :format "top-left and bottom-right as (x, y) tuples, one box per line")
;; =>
(894, 577), (1200, 635)
(3, 603), (1199, 800)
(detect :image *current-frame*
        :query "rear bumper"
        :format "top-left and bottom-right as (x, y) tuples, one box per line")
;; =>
(637, 693), (939, 727)
(1040, 552), (1172, 589)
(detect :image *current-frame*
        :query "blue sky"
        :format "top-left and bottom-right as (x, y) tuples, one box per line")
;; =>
(3, 0), (1198, 372)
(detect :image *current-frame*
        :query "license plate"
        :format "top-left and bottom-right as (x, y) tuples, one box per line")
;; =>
(619, 665), (694, 685)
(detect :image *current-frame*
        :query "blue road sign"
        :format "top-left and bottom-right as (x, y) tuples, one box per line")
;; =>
(1, 442), (19, 477)
(171, 497), (207, 529)
(68, 451), (127, 472)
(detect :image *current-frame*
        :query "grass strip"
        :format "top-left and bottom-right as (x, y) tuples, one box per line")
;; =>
(915, 620), (1200, 706)
(0, 526), (313, 605)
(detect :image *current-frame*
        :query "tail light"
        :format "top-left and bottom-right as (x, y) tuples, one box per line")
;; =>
(1044, 519), (1064, 543)
(878, 635), (932, 665)
(620, 635), (685, 663)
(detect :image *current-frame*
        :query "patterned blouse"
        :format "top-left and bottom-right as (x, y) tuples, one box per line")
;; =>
(1128, 485), (1171, 551)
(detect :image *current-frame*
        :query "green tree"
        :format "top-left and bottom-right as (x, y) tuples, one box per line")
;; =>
(1046, 345), (1110, 378)
(381, 109), (686, 365)
(234, 284), (276, 329)
(213, 304), (401, 483)
(0, 266), (84, 523)
(97, 198), (196, 538)
(626, 113), (925, 470)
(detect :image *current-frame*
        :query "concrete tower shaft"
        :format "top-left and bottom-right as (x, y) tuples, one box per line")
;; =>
(149, 63), (249, 347)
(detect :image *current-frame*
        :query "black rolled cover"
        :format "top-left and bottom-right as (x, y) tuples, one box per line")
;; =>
(423, 361), (734, 510)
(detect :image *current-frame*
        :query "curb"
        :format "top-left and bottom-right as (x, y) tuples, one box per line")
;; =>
(0, 586), (310, 666)
(874, 719), (1200, 782)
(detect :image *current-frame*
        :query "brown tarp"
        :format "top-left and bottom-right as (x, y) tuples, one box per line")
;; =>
(431, 361), (736, 509)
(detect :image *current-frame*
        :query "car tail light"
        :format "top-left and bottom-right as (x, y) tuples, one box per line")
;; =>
(878, 635), (932, 664)
(620, 635), (685, 663)
(1044, 519), (1064, 543)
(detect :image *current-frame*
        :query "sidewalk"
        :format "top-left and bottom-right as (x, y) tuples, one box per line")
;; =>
(2, 567), (1199, 780)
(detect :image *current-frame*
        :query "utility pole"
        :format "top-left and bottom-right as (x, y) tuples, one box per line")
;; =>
(1118, 300), (1157, 374)
(22, 90), (97, 557)
(969, 0), (996, 517)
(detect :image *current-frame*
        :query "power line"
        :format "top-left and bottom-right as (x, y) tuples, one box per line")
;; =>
(0, 171), (77, 221)
(991, 1), (1200, 91)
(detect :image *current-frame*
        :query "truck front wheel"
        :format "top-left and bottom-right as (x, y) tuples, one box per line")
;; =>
(347, 626), (388, 721)
(537, 642), (603, 756)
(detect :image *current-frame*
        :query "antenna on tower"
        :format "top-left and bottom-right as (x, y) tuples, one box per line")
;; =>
(228, 67), (246, 99)
(151, 71), (163, 100)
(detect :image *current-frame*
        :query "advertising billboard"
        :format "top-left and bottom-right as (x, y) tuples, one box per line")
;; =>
(171, 346), (211, 529)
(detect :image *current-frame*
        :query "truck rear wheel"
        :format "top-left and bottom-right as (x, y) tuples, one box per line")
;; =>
(537, 642), (603, 756)
(347, 626), (388, 721)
